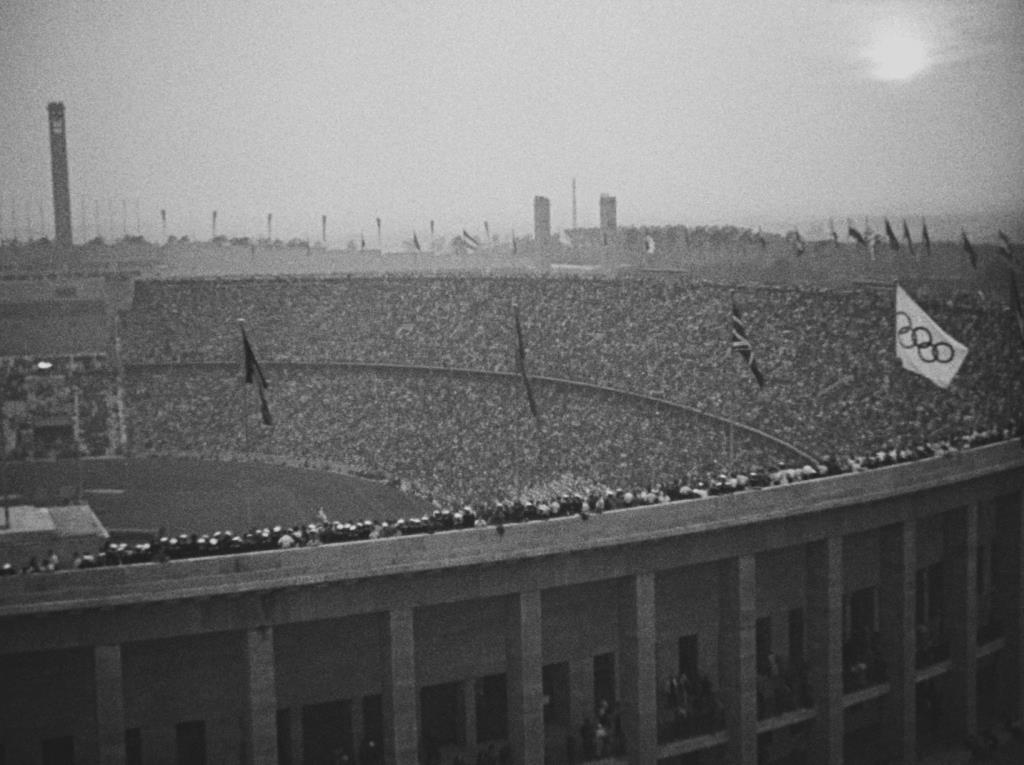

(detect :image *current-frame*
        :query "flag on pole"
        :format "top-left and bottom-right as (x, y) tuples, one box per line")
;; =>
(413, 232), (421, 251)
(998, 230), (1013, 264)
(360, 232), (366, 250)
(240, 323), (273, 425)
(921, 219), (931, 257)
(895, 285), (968, 389)
(512, 232), (517, 255)
(462, 229), (479, 250)
(512, 303), (540, 419)
(847, 222), (866, 247)
(484, 220), (490, 240)
(884, 218), (900, 252)
(755, 228), (767, 249)
(793, 228), (806, 256)
(902, 219), (915, 257)
(961, 229), (978, 268)
(644, 233), (656, 254)
(730, 299), (766, 389)
(829, 218), (839, 247)
(1010, 271), (1024, 349)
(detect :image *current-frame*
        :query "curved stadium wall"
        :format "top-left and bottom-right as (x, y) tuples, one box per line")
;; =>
(0, 441), (1021, 765)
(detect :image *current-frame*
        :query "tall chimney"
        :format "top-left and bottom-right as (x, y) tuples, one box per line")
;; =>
(47, 102), (73, 246)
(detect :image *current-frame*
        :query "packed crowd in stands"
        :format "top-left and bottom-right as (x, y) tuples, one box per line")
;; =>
(0, 354), (122, 459)
(2, 272), (1022, 575)
(126, 367), (790, 503)
(1, 420), (1015, 576)
(120, 273), (1024, 458)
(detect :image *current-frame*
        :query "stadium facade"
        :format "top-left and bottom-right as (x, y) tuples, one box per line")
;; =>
(1, 442), (1021, 765)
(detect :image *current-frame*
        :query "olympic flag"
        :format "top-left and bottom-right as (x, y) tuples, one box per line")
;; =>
(895, 285), (968, 389)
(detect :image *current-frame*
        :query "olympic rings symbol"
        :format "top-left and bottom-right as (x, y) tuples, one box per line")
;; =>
(895, 311), (955, 364)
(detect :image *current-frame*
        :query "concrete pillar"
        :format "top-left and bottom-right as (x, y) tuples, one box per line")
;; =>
(352, 697), (365, 762)
(506, 589), (544, 765)
(879, 521), (917, 764)
(945, 504), (979, 737)
(244, 627), (278, 765)
(94, 644), (126, 765)
(995, 492), (1024, 717)
(461, 679), (477, 752)
(569, 656), (594, 737)
(383, 607), (419, 765)
(617, 572), (657, 764)
(289, 707), (304, 765)
(719, 555), (757, 765)
(807, 536), (843, 764)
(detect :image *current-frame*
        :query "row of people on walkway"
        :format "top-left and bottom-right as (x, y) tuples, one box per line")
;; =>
(2, 422), (1014, 575)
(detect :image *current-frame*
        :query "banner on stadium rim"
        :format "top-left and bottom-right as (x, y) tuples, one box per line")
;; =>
(895, 285), (968, 389)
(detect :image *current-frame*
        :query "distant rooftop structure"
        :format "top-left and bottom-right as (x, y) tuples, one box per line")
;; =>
(534, 196), (551, 242)
(600, 194), (617, 231)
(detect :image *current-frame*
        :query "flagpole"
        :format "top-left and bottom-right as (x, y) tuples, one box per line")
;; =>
(239, 319), (249, 451)
(728, 292), (735, 466)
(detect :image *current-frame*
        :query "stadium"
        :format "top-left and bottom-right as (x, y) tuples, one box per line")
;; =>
(2, 6), (1024, 757)
(2, 212), (1024, 765)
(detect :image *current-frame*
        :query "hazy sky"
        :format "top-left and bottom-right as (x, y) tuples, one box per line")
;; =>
(1, 0), (1022, 244)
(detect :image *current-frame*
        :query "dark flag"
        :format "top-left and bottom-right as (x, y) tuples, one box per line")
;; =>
(512, 232), (518, 255)
(962, 229), (978, 268)
(847, 224), (866, 246)
(512, 303), (540, 419)
(413, 232), (421, 251)
(462, 229), (480, 249)
(921, 219), (932, 257)
(430, 219), (435, 238)
(793, 228), (806, 256)
(602, 231), (608, 246)
(1010, 271), (1024, 349)
(884, 218), (900, 252)
(902, 219), (915, 257)
(998, 230), (1014, 264)
(829, 218), (839, 247)
(484, 220), (490, 240)
(756, 228), (767, 249)
(360, 232), (366, 250)
(730, 300), (766, 389)
(240, 324), (272, 426)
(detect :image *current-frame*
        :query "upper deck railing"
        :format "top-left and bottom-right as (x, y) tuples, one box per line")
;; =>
(1, 440), (1020, 619)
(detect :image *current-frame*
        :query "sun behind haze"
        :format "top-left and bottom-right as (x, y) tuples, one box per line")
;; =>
(864, 31), (929, 81)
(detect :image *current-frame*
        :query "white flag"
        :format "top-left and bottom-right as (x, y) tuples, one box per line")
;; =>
(644, 234), (656, 254)
(895, 285), (968, 389)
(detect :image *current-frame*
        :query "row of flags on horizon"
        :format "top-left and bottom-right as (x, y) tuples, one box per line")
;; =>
(238, 279), (1024, 427)
(803, 217), (1018, 270)
(141, 208), (1021, 266)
